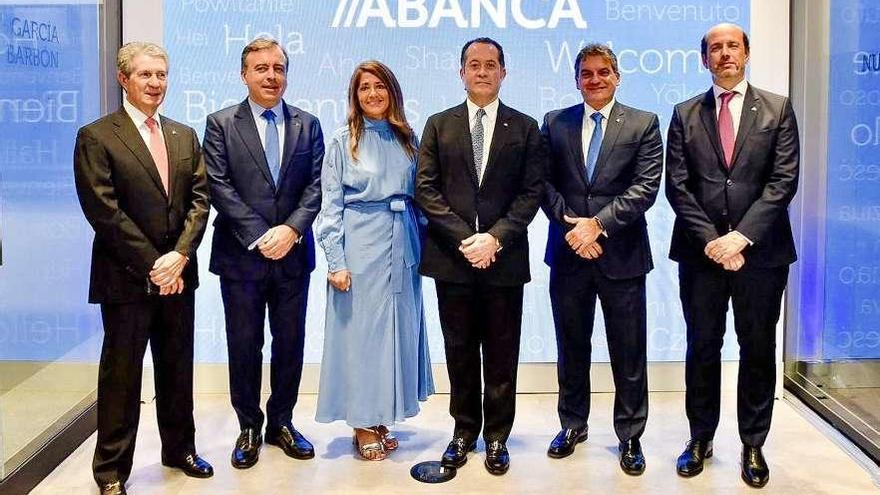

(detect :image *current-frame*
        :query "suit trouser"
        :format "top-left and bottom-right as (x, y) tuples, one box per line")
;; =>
(435, 280), (523, 443)
(678, 262), (788, 447)
(549, 264), (648, 442)
(220, 266), (309, 432)
(93, 293), (196, 486)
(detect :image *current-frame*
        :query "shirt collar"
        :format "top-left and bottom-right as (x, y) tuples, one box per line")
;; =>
(122, 97), (158, 130)
(584, 98), (616, 121)
(248, 98), (285, 122)
(712, 79), (749, 100)
(466, 97), (500, 122)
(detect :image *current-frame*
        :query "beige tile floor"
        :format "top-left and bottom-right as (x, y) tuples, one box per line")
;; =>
(33, 392), (879, 494)
(1, 362), (97, 475)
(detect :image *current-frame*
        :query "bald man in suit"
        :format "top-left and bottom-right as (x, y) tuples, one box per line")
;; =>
(666, 24), (799, 488)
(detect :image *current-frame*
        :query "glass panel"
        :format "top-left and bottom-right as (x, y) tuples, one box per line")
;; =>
(0, 2), (104, 479)
(786, 0), (880, 461)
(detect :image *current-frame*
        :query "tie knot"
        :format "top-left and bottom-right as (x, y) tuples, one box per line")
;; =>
(590, 112), (603, 123)
(262, 109), (276, 122)
(720, 91), (736, 104)
(476, 107), (486, 119)
(145, 117), (158, 130)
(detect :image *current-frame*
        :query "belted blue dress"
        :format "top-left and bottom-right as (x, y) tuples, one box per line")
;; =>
(315, 118), (434, 427)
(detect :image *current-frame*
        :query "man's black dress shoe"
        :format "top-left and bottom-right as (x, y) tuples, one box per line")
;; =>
(676, 439), (713, 477)
(161, 453), (214, 478)
(484, 441), (510, 475)
(266, 425), (315, 459)
(440, 437), (476, 468)
(741, 445), (770, 488)
(99, 481), (126, 495)
(232, 428), (262, 469)
(547, 427), (588, 458)
(618, 438), (646, 475)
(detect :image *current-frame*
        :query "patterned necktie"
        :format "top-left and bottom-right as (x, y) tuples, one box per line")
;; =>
(585, 111), (603, 183)
(718, 91), (736, 167)
(262, 109), (280, 185)
(144, 117), (169, 193)
(472, 107), (486, 182)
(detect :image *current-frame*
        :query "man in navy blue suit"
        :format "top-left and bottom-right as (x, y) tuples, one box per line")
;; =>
(541, 43), (662, 475)
(203, 37), (323, 469)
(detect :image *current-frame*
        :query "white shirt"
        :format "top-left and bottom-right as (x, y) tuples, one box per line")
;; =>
(581, 98), (616, 165)
(122, 97), (163, 150)
(248, 98), (286, 159)
(466, 97), (499, 185)
(712, 78), (749, 141)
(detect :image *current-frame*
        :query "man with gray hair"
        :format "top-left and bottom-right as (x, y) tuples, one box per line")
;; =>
(74, 41), (212, 495)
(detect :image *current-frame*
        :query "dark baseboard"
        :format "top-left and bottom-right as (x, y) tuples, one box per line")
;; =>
(0, 402), (97, 495)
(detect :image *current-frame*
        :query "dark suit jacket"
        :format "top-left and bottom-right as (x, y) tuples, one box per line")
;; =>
(665, 84), (800, 268)
(542, 102), (662, 280)
(74, 108), (210, 304)
(415, 101), (544, 287)
(203, 99), (323, 281)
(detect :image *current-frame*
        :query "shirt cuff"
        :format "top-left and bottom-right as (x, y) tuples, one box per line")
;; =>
(248, 229), (271, 251)
(732, 230), (754, 246)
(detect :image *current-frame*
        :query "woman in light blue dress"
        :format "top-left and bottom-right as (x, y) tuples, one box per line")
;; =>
(315, 60), (434, 461)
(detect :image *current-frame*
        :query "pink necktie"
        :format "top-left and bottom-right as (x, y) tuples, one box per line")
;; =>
(718, 91), (736, 168)
(145, 117), (170, 193)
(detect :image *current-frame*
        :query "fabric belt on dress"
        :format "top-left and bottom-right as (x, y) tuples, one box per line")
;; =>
(346, 196), (418, 294)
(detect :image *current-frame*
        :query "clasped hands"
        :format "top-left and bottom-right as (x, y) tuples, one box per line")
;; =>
(705, 232), (749, 271)
(259, 225), (299, 260)
(149, 251), (187, 296)
(564, 215), (604, 259)
(460, 232), (500, 269)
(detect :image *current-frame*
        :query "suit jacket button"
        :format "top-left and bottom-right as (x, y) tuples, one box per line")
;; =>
(587, 194), (593, 200)
(726, 179), (733, 187)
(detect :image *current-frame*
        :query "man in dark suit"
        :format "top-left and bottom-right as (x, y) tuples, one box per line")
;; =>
(666, 23), (799, 488)
(74, 42), (212, 495)
(416, 37), (544, 475)
(541, 43), (662, 475)
(203, 37), (322, 469)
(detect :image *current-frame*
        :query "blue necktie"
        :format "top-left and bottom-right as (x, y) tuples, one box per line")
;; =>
(585, 111), (603, 183)
(262, 109), (280, 185)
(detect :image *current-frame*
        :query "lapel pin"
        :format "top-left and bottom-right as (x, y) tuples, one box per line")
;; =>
(751, 106), (757, 112)
(171, 130), (177, 135)
(615, 118), (621, 123)
(503, 122), (508, 127)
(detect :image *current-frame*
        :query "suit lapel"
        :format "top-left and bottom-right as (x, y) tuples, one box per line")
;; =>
(452, 103), (479, 188)
(698, 89), (727, 172)
(591, 102), (625, 185)
(482, 102), (511, 189)
(161, 116), (179, 205)
(277, 103), (302, 190)
(110, 109), (167, 199)
(565, 105), (589, 190)
(233, 100), (276, 193)
(730, 85), (759, 170)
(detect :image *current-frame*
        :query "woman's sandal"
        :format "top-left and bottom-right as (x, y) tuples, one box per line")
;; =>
(353, 428), (386, 461)
(375, 425), (398, 451)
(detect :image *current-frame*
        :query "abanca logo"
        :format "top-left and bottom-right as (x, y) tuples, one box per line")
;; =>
(331, 0), (588, 29)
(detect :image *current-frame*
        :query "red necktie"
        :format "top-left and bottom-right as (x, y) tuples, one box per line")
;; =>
(718, 91), (736, 168)
(145, 117), (170, 193)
